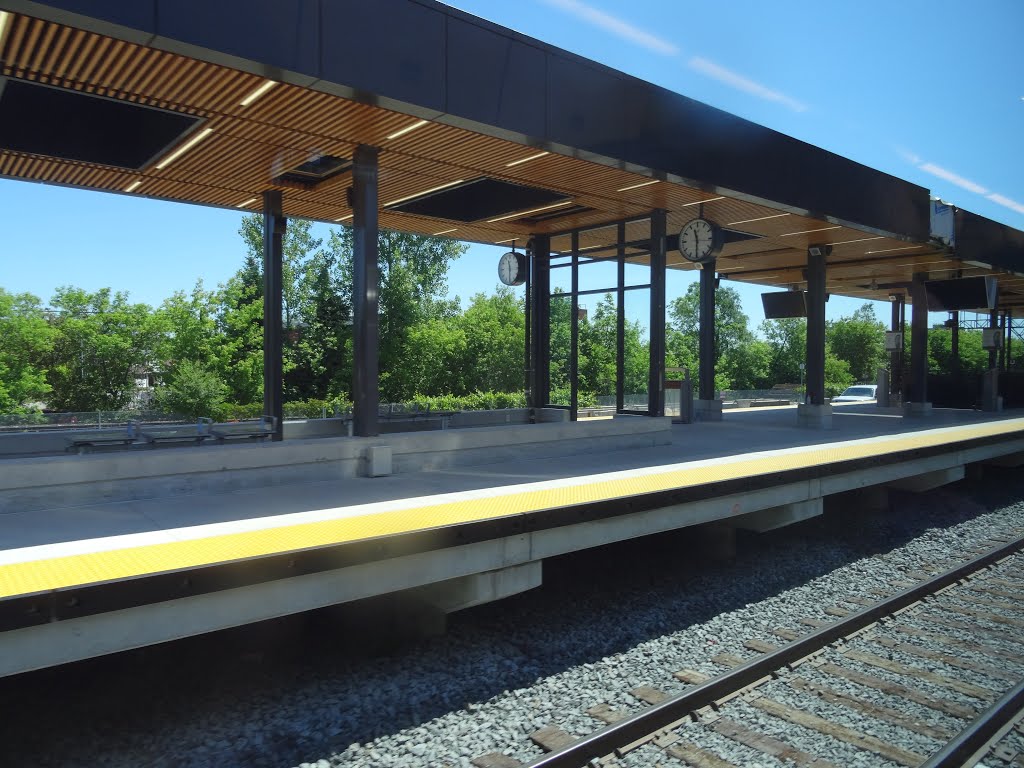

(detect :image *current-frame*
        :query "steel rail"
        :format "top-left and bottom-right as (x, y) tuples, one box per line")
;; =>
(920, 677), (1024, 768)
(523, 535), (1024, 768)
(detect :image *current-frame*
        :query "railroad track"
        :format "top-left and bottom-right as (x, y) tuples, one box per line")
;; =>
(472, 533), (1024, 768)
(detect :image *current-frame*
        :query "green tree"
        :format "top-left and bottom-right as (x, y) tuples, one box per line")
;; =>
(156, 281), (222, 373)
(46, 287), (165, 411)
(827, 304), (887, 383)
(459, 288), (525, 394)
(151, 359), (228, 419)
(928, 328), (988, 375)
(328, 227), (466, 400)
(669, 284), (754, 390)
(577, 293), (649, 398)
(761, 317), (854, 396)
(0, 289), (54, 412)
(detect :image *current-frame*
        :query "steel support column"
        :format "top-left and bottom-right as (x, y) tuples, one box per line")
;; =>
(1007, 310), (1014, 369)
(890, 295), (904, 398)
(999, 311), (1007, 371)
(616, 223), (626, 413)
(987, 309), (998, 371)
(698, 260), (717, 401)
(262, 190), (285, 441)
(351, 145), (380, 438)
(570, 232), (579, 421)
(908, 273), (929, 404)
(805, 246), (828, 406)
(648, 210), (667, 417)
(950, 311), (960, 376)
(529, 235), (551, 408)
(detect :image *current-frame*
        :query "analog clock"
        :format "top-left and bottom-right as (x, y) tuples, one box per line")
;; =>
(678, 218), (724, 264)
(498, 251), (526, 286)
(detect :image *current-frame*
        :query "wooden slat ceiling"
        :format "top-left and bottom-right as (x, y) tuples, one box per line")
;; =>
(2, 12), (1022, 309)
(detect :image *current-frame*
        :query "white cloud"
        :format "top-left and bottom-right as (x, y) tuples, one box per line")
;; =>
(988, 193), (1024, 215)
(688, 56), (807, 113)
(542, 0), (678, 56)
(917, 162), (989, 195)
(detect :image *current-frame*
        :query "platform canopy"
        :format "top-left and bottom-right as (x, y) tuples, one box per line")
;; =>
(0, 0), (1023, 309)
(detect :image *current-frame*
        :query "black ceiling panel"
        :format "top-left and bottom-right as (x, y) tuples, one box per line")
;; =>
(0, 78), (200, 170)
(388, 177), (569, 222)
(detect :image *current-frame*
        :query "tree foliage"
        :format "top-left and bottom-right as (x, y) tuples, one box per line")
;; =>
(0, 289), (53, 412)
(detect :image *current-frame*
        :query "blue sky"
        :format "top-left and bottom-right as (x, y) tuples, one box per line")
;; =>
(2, 0), (1022, 329)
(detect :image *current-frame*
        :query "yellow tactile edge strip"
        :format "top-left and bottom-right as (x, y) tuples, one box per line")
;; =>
(2, 418), (1023, 600)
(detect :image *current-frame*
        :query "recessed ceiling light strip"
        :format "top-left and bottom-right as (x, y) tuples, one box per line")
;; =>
(779, 225), (842, 236)
(384, 179), (465, 207)
(0, 12), (10, 46)
(385, 119), (429, 141)
(237, 197), (257, 208)
(334, 214), (353, 222)
(154, 127), (213, 170)
(865, 245), (923, 255)
(725, 212), (790, 225)
(616, 179), (659, 192)
(432, 228), (457, 236)
(239, 79), (278, 107)
(506, 151), (549, 167)
(123, 180), (142, 193)
(830, 236), (884, 246)
(681, 196), (725, 207)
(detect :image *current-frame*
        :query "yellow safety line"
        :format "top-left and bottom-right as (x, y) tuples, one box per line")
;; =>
(2, 418), (1023, 600)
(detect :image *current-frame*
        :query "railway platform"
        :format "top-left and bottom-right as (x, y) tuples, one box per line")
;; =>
(2, 404), (1023, 677)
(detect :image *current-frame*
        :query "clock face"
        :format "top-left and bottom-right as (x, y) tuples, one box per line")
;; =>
(498, 251), (525, 286)
(679, 218), (722, 264)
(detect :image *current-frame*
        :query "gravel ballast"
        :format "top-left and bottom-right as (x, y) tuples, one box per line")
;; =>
(3, 467), (1024, 767)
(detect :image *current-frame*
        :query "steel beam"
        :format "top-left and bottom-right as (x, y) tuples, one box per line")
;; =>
(648, 210), (667, 416)
(262, 190), (285, 441)
(570, 231), (579, 421)
(908, 273), (929, 403)
(989, 309), (999, 371)
(351, 145), (380, 437)
(805, 246), (828, 406)
(698, 259), (717, 401)
(530, 235), (551, 408)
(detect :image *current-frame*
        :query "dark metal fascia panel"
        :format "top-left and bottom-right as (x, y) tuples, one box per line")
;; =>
(7, 0), (931, 240)
(955, 208), (1024, 274)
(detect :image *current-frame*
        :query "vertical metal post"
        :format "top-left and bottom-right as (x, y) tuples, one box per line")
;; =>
(890, 296), (903, 398)
(524, 244), (532, 409)
(698, 259), (717, 401)
(999, 311), (1007, 371)
(530, 235), (551, 408)
(909, 273), (929, 404)
(351, 145), (380, 438)
(648, 210), (667, 417)
(1007, 310), (1014, 370)
(950, 311), (960, 376)
(570, 231), (579, 421)
(616, 222), (626, 413)
(262, 190), (285, 441)
(805, 246), (828, 406)
(989, 309), (999, 371)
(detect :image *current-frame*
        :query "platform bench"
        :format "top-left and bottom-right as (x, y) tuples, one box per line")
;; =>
(209, 417), (276, 442)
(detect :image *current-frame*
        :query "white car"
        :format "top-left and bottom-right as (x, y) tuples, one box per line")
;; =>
(832, 384), (878, 403)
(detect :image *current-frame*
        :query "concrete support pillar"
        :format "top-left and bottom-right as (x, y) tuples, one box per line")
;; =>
(648, 210), (667, 417)
(262, 190), (286, 441)
(905, 273), (932, 416)
(1008, 310), (1014, 370)
(999, 311), (1007, 371)
(351, 145), (380, 437)
(529, 234), (551, 409)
